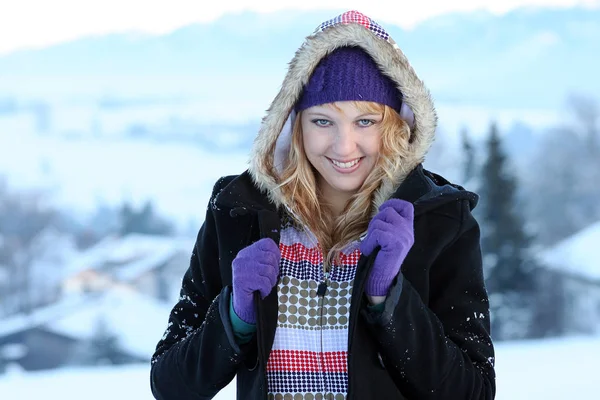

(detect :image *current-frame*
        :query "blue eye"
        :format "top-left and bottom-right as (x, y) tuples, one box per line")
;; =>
(357, 119), (375, 127)
(312, 119), (331, 127)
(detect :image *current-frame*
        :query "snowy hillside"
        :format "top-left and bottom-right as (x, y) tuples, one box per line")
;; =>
(1, 336), (599, 399)
(0, 130), (250, 225)
(540, 220), (600, 280)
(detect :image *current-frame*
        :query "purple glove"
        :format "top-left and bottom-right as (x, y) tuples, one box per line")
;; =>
(232, 238), (281, 324)
(360, 199), (415, 296)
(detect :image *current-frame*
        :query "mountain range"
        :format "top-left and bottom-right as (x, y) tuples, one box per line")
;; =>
(0, 7), (598, 112)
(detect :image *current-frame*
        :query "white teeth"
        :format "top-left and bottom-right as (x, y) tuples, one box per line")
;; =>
(331, 158), (360, 169)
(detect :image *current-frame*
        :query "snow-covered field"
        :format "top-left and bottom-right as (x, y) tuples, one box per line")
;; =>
(0, 336), (598, 399)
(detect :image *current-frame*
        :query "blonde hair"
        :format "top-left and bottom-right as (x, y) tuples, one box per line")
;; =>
(277, 101), (411, 268)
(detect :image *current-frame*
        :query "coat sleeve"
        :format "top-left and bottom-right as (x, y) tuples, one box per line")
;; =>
(362, 200), (496, 399)
(150, 177), (250, 400)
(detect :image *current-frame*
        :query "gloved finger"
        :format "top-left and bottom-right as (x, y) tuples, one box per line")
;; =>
(369, 218), (393, 234)
(398, 230), (415, 248)
(255, 262), (280, 284)
(376, 230), (398, 251)
(377, 206), (404, 225)
(379, 199), (414, 220)
(256, 238), (281, 255)
(259, 251), (281, 268)
(255, 276), (275, 299)
(360, 226), (384, 255)
(360, 230), (377, 256)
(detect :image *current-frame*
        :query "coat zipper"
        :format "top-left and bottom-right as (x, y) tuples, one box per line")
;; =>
(317, 270), (330, 395)
(254, 291), (268, 398)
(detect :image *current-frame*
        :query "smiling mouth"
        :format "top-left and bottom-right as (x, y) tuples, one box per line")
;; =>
(328, 157), (362, 169)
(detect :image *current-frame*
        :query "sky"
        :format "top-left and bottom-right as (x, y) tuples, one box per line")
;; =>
(0, 0), (598, 55)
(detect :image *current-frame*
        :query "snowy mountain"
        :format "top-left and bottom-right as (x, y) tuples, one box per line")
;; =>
(0, 7), (598, 109)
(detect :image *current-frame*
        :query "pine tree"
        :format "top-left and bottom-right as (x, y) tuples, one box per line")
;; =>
(89, 317), (125, 365)
(461, 127), (475, 184)
(478, 122), (537, 340)
(119, 200), (173, 236)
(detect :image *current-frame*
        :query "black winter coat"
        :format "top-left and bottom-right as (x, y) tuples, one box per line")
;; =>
(150, 165), (496, 400)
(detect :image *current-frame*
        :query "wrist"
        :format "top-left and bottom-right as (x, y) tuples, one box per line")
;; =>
(365, 277), (393, 296)
(367, 295), (386, 305)
(232, 292), (256, 324)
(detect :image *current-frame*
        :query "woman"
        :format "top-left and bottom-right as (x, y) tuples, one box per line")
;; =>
(151, 10), (496, 400)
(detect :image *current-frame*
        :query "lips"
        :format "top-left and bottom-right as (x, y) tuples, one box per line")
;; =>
(331, 158), (360, 168)
(327, 157), (363, 173)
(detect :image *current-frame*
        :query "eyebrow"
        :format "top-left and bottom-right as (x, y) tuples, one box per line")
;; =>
(355, 113), (382, 118)
(305, 112), (332, 118)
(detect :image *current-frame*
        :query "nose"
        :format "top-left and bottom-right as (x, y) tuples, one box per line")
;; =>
(332, 125), (357, 156)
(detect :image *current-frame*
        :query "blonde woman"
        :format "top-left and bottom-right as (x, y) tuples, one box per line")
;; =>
(151, 10), (496, 400)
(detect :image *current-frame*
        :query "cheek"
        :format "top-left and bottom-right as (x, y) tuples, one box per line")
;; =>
(362, 135), (382, 157)
(302, 130), (327, 158)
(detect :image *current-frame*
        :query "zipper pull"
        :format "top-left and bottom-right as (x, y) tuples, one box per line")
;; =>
(317, 282), (327, 297)
(317, 271), (329, 297)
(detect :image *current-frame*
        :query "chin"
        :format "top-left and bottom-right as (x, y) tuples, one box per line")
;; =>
(328, 180), (365, 195)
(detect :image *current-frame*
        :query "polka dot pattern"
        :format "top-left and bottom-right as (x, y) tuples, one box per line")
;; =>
(276, 277), (354, 329)
(267, 221), (360, 399)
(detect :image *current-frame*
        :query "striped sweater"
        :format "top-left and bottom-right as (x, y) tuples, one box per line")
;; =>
(266, 218), (361, 400)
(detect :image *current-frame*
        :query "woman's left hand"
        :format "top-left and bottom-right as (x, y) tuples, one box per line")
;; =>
(360, 199), (415, 297)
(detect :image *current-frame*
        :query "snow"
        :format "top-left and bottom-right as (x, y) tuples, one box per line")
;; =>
(0, 288), (171, 360)
(0, 336), (599, 399)
(47, 288), (172, 360)
(0, 296), (88, 338)
(540, 221), (600, 281)
(0, 129), (249, 225)
(494, 337), (600, 399)
(65, 233), (195, 281)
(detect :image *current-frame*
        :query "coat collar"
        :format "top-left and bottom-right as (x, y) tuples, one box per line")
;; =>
(215, 165), (478, 217)
(392, 164), (479, 213)
(214, 171), (278, 214)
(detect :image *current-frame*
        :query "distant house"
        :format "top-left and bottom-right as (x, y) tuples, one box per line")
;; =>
(538, 221), (600, 335)
(0, 288), (172, 372)
(63, 233), (195, 303)
(0, 227), (78, 317)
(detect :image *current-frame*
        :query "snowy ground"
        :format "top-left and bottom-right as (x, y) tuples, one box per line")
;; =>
(0, 335), (598, 399)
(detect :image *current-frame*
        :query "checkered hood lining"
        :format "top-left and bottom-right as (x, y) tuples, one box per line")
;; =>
(249, 10), (437, 213)
(316, 10), (391, 43)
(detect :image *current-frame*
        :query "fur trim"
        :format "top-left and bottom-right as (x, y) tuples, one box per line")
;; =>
(248, 21), (437, 211)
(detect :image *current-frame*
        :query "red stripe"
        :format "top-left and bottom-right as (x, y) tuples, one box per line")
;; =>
(338, 249), (361, 265)
(280, 243), (323, 264)
(279, 243), (362, 266)
(341, 10), (370, 29)
(266, 350), (348, 373)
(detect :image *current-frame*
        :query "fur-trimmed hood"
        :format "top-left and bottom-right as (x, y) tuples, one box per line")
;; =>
(248, 10), (437, 212)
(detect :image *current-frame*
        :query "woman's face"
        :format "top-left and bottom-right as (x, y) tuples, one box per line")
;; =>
(300, 101), (382, 202)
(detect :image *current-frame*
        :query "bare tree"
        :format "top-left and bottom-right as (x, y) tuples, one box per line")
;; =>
(525, 94), (600, 246)
(0, 179), (60, 315)
(567, 93), (599, 155)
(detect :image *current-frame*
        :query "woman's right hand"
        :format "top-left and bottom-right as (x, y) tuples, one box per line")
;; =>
(232, 238), (281, 324)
